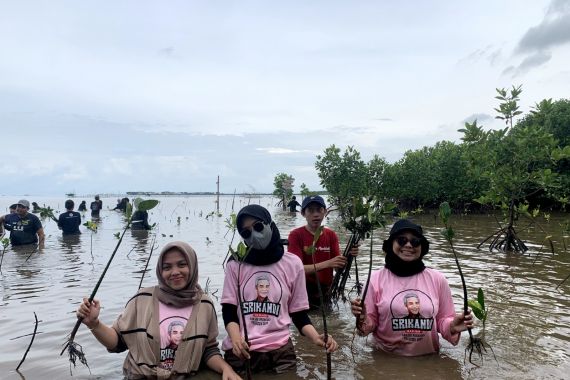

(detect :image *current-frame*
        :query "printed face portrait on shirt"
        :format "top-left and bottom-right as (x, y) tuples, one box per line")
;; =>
(404, 293), (422, 317)
(255, 275), (271, 301)
(168, 320), (185, 348)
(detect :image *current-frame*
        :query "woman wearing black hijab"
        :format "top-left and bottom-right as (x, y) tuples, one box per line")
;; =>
(221, 204), (338, 374)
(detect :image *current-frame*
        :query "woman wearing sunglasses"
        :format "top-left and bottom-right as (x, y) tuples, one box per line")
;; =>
(350, 219), (473, 356)
(221, 204), (338, 374)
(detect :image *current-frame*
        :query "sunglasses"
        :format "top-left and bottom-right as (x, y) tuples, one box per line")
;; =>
(240, 221), (265, 239)
(396, 236), (422, 248)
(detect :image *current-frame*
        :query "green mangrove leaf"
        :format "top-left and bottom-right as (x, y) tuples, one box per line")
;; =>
(126, 202), (133, 218)
(1, 237), (9, 248)
(114, 232), (120, 239)
(468, 300), (487, 321)
(138, 199), (159, 212)
(83, 221), (98, 232)
(307, 226), (324, 256)
(439, 202), (452, 225)
(477, 287), (486, 310)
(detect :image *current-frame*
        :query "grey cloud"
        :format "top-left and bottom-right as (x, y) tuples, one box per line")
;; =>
(505, 51), (552, 77)
(508, 0), (570, 75)
(457, 45), (503, 67)
(462, 113), (493, 125)
(516, 14), (570, 53)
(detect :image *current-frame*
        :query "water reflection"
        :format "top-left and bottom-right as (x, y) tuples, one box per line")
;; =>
(59, 234), (82, 254)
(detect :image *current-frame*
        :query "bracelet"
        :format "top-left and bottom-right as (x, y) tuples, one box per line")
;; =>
(89, 319), (100, 331)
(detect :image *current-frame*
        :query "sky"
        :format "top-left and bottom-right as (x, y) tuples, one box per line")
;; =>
(1, 0), (569, 196)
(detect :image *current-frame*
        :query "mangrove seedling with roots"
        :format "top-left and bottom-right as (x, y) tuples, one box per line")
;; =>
(439, 202), (496, 367)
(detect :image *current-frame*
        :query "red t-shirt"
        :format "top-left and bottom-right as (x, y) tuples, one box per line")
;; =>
(287, 226), (340, 286)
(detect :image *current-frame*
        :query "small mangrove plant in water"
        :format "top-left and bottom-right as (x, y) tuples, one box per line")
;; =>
(306, 226), (332, 380)
(228, 241), (254, 380)
(0, 237), (9, 273)
(60, 199), (159, 373)
(329, 197), (392, 304)
(439, 202), (495, 366)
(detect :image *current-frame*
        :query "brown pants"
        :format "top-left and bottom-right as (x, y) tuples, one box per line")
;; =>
(224, 339), (296, 374)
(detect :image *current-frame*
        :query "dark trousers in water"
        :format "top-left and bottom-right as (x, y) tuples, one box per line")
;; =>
(224, 339), (296, 374)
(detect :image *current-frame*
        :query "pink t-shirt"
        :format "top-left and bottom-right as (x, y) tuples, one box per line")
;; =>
(221, 252), (309, 352)
(158, 301), (193, 370)
(363, 267), (460, 356)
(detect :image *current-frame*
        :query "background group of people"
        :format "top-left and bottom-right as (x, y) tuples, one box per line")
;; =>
(75, 195), (472, 379)
(0, 195), (154, 250)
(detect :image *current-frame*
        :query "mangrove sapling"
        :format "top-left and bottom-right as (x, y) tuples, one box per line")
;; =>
(0, 237), (9, 273)
(16, 312), (39, 371)
(306, 226), (332, 380)
(60, 199), (159, 372)
(228, 242), (253, 380)
(355, 230), (374, 334)
(439, 202), (495, 367)
(38, 205), (59, 224)
(83, 221), (97, 263)
(329, 198), (391, 304)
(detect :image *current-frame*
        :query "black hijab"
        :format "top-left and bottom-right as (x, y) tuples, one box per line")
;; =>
(382, 219), (430, 277)
(235, 204), (284, 266)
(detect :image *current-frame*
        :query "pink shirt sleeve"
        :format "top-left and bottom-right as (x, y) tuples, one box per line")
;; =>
(435, 275), (460, 345)
(287, 253), (310, 313)
(221, 260), (239, 306)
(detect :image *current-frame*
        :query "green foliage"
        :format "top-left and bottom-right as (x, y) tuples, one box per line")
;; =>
(315, 145), (370, 213)
(83, 221), (98, 232)
(273, 173), (294, 198)
(343, 197), (392, 239)
(273, 173), (295, 210)
(439, 202), (454, 241)
(1, 237), (9, 249)
(229, 241), (249, 261)
(137, 199), (159, 212)
(114, 232), (120, 239)
(299, 183), (315, 198)
(305, 226), (324, 255)
(494, 85), (523, 128)
(38, 205), (58, 223)
(225, 213), (237, 231)
(468, 288), (488, 324)
(461, 86), (564, 212)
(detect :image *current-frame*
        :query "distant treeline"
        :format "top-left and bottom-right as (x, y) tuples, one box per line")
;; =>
(316, 94), (570, 212)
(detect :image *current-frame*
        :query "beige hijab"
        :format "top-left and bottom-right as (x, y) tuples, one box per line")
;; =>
(155, 241), (203, 307)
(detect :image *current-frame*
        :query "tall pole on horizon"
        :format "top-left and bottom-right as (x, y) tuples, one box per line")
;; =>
(216, 175), (220, 213)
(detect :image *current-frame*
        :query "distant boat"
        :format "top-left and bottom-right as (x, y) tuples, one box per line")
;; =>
(65, 193), (75, 197)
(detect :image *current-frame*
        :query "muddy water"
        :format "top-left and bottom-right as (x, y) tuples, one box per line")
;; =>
(0, 196), (568, 380)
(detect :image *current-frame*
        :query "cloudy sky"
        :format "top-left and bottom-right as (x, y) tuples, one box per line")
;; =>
(1, 1), (569, 196)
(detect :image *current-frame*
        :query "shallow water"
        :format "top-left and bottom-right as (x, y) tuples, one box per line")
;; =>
(0, 196), (569, 380)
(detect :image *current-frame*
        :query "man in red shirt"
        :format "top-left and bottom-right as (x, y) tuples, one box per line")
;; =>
(287, 195), (357, 308)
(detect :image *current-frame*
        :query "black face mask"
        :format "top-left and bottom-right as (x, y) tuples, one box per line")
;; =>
(384, 250), (426, 277)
